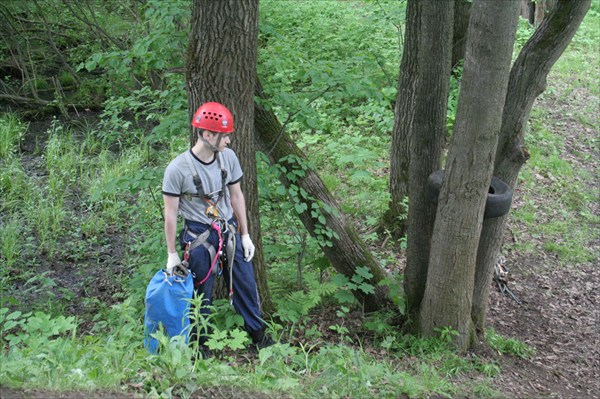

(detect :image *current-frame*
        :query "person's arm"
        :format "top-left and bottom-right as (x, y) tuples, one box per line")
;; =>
(164, 194), (180, 254)
(229, 182), (255, 262)
(228, 182), (248, 235)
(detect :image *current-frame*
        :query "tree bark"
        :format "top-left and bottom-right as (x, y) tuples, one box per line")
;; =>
(382, 0), (418, 239)
(535, 0), (559, 27)
(186, 0), (271, 311)
(472, 0), (591, 333)
(520, 0), (536, 25)
(254, 80), (391, 312)
(401, 0), (453, 322)
(452, 0), (472, 69)
(419, 0), (520, 350)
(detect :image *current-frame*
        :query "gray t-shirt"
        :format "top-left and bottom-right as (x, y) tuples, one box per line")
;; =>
(162, 148), (243, 224)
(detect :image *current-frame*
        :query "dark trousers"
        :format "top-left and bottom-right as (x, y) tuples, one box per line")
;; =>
(181, 219), (264, 339)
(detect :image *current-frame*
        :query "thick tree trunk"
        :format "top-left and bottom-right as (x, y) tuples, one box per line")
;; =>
(419, 0), (520, 350)
(254, 80), (391, 312)
(403, 0), (453, 322)
(452, 0), (472, 69)
(472, 0), (591, 333)
(186, 0), (271, 311)
(382, 0), (418, 239)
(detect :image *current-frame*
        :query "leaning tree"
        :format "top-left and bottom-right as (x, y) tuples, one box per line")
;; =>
(254, 79), (391, 312)
(472, 0), (591, 333)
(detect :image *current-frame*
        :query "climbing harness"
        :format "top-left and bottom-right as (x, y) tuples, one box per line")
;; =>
(181, 220), (237, 305)
(493, 256), (522, 305)
(184, 150), (228, 205)
(198, 221), (224, 285)
(182, 150), (237, 305)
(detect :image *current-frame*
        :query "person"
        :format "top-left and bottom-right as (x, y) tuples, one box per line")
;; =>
(162, 101), (273, 354)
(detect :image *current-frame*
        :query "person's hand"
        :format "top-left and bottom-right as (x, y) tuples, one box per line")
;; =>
(166, 252), (181, 274)
(241, 234), (255, 262)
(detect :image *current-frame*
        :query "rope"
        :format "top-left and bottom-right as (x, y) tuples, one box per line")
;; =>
(198, 221), (224, 286)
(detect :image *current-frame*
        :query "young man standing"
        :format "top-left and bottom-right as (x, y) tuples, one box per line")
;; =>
(162, 101), (272, 352)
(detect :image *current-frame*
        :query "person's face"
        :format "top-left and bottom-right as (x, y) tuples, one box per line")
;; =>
(204, 131), (232, 151)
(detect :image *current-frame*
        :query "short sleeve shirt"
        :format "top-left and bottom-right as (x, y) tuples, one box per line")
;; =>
(162, 148), (243, 224)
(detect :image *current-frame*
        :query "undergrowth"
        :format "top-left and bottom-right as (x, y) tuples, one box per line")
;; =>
(1, 2), (597, 399)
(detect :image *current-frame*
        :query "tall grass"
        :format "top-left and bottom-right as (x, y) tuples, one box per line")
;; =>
(1, 302), (500, 398)
(0, 114), (26, 160)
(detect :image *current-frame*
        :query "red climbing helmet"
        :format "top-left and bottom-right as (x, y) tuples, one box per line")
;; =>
(191, 102), (234, 133)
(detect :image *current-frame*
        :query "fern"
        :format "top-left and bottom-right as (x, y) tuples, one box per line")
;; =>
(274, 278), (338, 323)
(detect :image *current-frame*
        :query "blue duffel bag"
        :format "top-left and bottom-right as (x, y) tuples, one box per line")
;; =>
(143, 266), (193, 353)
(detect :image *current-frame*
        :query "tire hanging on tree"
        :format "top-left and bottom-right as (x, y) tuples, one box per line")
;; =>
(425, 170), (513, 218)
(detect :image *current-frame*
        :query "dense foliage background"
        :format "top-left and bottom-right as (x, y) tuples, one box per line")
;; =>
(1, 1), (598, 398)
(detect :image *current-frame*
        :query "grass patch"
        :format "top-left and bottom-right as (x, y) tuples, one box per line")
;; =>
(511, 98), (598, 265)
(486, 328), (534, 359)
(0, 114), (26, 160)
(1, 302), (507, 399)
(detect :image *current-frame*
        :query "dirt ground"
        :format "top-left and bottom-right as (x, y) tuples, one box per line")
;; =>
(486, 255), (599, 399)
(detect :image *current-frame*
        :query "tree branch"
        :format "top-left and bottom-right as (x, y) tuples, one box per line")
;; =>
(60, 0), (126, 50)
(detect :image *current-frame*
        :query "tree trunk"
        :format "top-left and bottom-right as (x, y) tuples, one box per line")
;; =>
(521, 0), (536, 25)
(472, 0), (591, 333)
(254, 80), (390, 312)
(452, 0), (472, 69)
(186, 0), (272, 311)
(535, 0), (547, 27)
(419, 0), (520, 350)
(535, 0), (559, 27)
(403, 0), (454, 322)
(381, 0), (418, 240)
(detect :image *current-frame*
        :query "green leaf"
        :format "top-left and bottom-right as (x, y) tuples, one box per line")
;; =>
(227, 329), (249, 350)
(294, 203), (307, 214)
(355, 266), (373, 280)
(331, 274), (349, 287)
(334, 290), (355, 304)
(358, 283), (375, 294)
(3, 320), (18, 330)
(276, 185), (287, 196)
(6, 311), (22, 321)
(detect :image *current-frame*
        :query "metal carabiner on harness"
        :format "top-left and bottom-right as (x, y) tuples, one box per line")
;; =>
(172, 264), (190, 279)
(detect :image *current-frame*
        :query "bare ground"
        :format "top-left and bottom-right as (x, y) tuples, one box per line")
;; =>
(486, 256), (599, 398)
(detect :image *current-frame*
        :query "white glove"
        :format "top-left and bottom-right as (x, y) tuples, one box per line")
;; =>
(241, 234), (255, 262)
(166, 252), (181, 274)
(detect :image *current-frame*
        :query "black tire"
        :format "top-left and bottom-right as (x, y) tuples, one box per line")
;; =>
(425, 170), (513, 219)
